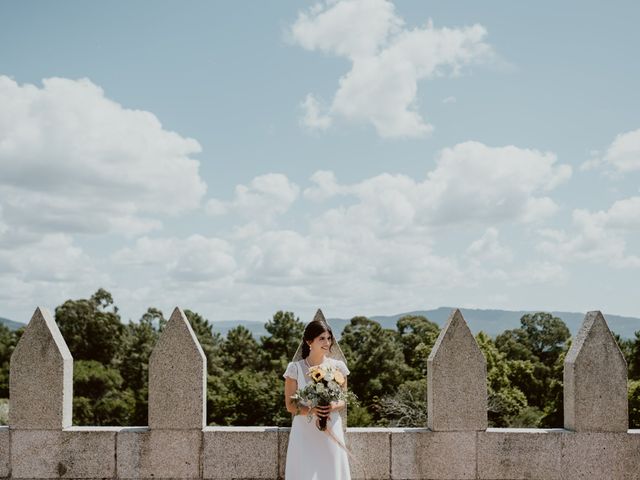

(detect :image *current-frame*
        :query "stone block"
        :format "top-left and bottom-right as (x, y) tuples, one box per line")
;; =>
(11, 427), (116, 478)
(117, 427), (201, 479)
(564, 311), (628, 432)
(203, 427), (278, 479)
(0, 427), (9, 477)
(390, 428), (476, 479)
(627, 431), (640, 479)
(561, 431), (639, 480)
(9, 307), (73, 429)
(345, 428), (390, 480)
(149, 307), (206, 429)
(278, 427), (290, 480)
(477, 428), (563, 479)
(428, 309), (487, 431)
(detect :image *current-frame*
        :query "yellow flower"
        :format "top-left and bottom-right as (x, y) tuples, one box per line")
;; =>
(311, 369), (324, 382)
(333, 370), (345, 386)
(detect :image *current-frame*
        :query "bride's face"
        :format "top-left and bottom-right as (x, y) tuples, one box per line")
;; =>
(307, 330), (332, 356)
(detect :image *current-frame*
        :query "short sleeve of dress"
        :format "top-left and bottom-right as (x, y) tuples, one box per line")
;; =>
(283, 361), (298, 380)
(335, 359), (350, 376)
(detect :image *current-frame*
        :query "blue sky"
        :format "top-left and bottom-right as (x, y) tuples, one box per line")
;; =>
(1, 0), (640, 324)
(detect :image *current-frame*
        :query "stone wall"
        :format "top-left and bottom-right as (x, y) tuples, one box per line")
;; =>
(2, 307), (638, 479)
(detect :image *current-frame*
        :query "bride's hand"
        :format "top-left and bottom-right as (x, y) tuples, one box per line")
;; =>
(313, 405), (331, 418)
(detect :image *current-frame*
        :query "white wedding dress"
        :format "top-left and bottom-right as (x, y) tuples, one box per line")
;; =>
(283, 357), (351, 480)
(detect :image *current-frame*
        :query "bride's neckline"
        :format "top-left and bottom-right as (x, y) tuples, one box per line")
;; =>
(303, 356), (329, 368)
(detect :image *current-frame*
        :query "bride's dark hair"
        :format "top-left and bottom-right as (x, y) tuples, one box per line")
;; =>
(301, 318), (334, 359)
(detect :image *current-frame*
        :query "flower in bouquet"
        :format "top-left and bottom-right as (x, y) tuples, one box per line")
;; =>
(291, 364), (353, 431)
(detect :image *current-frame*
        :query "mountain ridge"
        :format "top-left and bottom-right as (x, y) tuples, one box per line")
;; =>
(2, 308), (638, 339)
(208, 307), (640, 340)
(0, 316), (24, 331)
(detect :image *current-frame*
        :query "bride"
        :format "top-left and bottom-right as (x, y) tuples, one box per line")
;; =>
(282, 310), (351, 479)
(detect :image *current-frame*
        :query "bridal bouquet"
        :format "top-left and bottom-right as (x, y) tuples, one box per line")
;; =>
(291, 364), (354, 431)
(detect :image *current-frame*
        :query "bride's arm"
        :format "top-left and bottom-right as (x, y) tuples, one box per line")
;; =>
(284, 377), (311, 415)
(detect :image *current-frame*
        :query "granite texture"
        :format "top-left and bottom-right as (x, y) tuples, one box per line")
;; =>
(117, 427), (202, 479)
(345, 428), (390, 480)
(11, 427), (116, 478)
(427, 309), (487, 431)
(0, 426), (639, 478)
(477, 428), (564, 479)
(0, 426), (9, 477)
(390, 428), (477, 479)
(564, 311), (628, 432)
(278, 427), (290, 480)
(9, 307), (73, 430)
(149, 306), (207, 429)
(561, 431), (639, 480)
(203, 427), (278, 479)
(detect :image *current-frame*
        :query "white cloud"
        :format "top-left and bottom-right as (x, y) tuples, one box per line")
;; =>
(442, 96), (457, 104)
(112, 235), (237, 282)
(0, 233), (109, 318)
(426, 142), (571, 224)
(513, 261), (568, 286)
(290, 0), (402, 60)
(0, 206), (7, 238)
(303, 170), (344, 201)
(205, 173), (300, 223)
(0, 76), (206, 237)
(306, 141), (570, 233)
(603, 128), (640, 172)
(300, 94), (332, 130)
(242, 230), (354, 283)
(466, 228), (513, 263)
(12, 234), (95, 282)
(537, 197), (640, 268)
(291, 0), (495, 137)
(66, 149), (573, 323)
(602, 196), (640, 228)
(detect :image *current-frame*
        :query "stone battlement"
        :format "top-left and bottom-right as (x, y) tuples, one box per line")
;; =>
(2, 307), (638, 479)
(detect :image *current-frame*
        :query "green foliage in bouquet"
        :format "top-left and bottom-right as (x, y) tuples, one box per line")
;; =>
(291, 363), (356, 431)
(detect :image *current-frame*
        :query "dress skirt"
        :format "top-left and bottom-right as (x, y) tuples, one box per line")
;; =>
(285, 410), (351, 480)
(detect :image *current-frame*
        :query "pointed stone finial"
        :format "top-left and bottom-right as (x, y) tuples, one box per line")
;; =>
(149, 307), (206, 429)
(564, 311), (628, 432)
(9, 307), (73, 429)
(313, 308), (326, 322)
(427, 309), (487, 431)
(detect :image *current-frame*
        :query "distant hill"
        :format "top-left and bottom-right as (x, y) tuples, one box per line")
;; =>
(0, 316), (25, 331)
(4, 307), (637, 339)
(209, 307), (640, 340)
(366, 307), (640, 340)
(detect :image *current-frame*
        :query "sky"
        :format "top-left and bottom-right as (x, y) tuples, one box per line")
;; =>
(1, 0), (640, 325)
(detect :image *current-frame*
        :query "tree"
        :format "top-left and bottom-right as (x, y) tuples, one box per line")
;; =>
(52, 289), (133, 426)
(340, 316), (409, 422)
(55, 289), (124, 364)
(379, 379), (427, 427)
(260, 311), (304, 372)
(495, 312), (570, 427)
(117, 308), (164, 425)
(184, 309), (225, 377)
(504, 312), (570, 368)
(0, 324), (18, 398)
(213, 368), (290, 426)
(629, 379), (640, 428)
(476, 331), (530, 427)
(222, 326), (259, 371)
(396, 315), (440, 379)
(628, 331), (640, 381)
(73, 360), (134, 425)
(538, 339), (569, 427)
